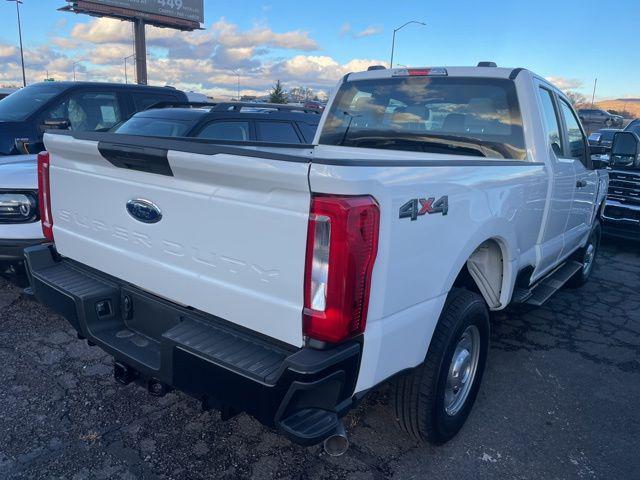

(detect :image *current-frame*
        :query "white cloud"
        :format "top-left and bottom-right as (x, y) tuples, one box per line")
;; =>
(211, 18), (317, 51)
(0, 17), (388, 99)
(355, 25), (384, 38)
(545, 76), (584, 91)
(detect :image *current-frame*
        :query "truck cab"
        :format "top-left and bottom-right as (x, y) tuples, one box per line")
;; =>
(25, 65), (608, 453)
(602, 126), (640, 239)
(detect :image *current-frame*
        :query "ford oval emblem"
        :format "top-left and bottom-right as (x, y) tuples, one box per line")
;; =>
(126, 199), (162, 224)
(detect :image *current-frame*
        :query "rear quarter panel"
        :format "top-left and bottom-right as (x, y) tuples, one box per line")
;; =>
(309, 147), (547, 391)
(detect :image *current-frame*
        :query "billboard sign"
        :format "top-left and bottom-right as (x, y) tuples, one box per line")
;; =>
(85, 0), (204, 23)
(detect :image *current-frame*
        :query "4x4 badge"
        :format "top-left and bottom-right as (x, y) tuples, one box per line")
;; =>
(399, 195), (449, 221)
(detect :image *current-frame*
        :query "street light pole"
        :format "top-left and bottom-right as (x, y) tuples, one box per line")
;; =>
(390, 20), (426, 68)
(591, 78), (598, 108)
(7, 0), (26, 87)
(123, 54), (135, 84)
(236, 70), (241, 101)
(72, 60), (83, 82)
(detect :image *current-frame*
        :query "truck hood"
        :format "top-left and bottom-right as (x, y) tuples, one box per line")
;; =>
(0, 154), (37, 190)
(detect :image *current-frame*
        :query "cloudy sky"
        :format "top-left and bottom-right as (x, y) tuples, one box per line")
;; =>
(1, 0), (639, 100)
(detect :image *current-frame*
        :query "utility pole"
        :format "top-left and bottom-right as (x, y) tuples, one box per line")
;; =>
(134, 19), (147, 85)
(591, 78), (598, 108)
(390, 20), (426, 68)
(7, 0), (26, 87)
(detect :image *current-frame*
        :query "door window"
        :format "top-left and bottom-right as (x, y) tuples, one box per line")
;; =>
(538, 88), (564, 157)
(559, 99), (587, 165)
(256, 121), (301, 143)
(297, 122), (318, 143)
(197, 121), (250, 141)
(44, 91), (122, 131)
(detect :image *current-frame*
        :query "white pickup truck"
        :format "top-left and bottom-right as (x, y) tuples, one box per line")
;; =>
(25, 65), (608, 455)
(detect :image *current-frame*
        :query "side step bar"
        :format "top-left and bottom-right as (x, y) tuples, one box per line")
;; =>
(513, 261), (582, 307)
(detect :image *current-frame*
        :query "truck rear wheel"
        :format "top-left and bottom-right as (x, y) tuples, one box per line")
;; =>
(393, 288), (490, 444)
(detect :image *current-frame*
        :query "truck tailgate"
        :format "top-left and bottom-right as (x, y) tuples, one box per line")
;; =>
(44, 133), (311, 346)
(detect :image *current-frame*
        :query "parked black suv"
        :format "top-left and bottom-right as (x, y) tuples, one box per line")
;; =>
(114, 102), (321, 144)
(0, 82), (188, 155)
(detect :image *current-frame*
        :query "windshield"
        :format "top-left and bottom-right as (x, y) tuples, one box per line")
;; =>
(0, 83), (66, 121)
(625, 121), (640, 137)
(319, 76), (526, 159)
(114, 116), (199, 137)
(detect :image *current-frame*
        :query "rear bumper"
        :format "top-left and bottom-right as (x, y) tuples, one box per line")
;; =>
(0, 237), (44, 262)
(25, 244), (362, 446)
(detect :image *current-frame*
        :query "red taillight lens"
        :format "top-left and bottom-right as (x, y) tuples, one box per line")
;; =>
(303, 195), (380, 344)
(37, 151), (54, 242)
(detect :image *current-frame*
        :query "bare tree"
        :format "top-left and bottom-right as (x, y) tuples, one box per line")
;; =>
(288, 86), (313, 102)
(564, 90), (588, 108)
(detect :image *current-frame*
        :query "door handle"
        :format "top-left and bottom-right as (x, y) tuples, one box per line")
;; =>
(576, 180), (587, 188)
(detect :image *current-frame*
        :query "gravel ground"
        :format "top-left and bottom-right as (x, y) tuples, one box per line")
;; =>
(0, 237), (638, 480)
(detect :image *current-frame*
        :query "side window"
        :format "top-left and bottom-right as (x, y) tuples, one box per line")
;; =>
(197, 121), (250, 141)
(132, 93), (179, 112)
(559, 99), (587, 164)
(256, 121), (301, 143)
(44, 91), (122, 131)
(296, 122), (318, 143)
(538, 88), (564, 157)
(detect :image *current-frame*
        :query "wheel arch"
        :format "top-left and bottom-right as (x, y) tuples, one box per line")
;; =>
(447, 232), (517, 310)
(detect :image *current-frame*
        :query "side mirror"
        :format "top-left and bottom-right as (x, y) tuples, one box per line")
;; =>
(40, 119), (70, 132)
(610, 131), (640, 169)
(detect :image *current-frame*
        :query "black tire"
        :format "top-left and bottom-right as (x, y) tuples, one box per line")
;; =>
(567, 220), (601, 288)
(392, 288), (490, 444)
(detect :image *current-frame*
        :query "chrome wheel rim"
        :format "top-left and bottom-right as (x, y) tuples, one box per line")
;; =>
(444, 325), (481, 416)
(583, 242), (595, 275)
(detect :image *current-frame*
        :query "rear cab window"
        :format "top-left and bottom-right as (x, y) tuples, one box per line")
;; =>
(319, 75), (526, 159)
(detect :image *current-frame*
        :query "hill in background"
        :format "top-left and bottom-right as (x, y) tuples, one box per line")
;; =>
(595, 99), (640, 118)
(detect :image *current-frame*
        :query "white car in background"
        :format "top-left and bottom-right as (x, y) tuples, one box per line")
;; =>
(0, 155), (42, 270)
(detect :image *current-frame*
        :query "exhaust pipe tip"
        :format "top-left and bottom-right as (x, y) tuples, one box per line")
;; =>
(323, 422), (349, 457)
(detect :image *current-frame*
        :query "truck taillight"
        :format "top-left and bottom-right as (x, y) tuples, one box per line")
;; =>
(303, 195), (380, 344)
(37, 151), (54, 242)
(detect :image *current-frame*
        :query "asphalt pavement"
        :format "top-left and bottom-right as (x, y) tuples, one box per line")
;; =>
(0, 237), (638, 479)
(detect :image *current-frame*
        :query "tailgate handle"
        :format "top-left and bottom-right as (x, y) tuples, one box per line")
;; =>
(98, 142), (173, 177)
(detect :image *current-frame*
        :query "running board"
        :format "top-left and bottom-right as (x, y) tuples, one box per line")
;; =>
(513, 261), (582, 307)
